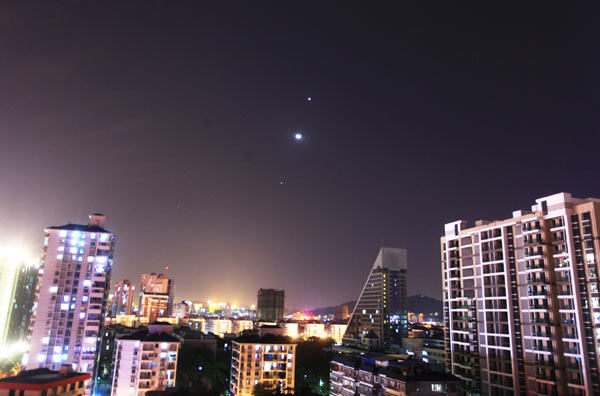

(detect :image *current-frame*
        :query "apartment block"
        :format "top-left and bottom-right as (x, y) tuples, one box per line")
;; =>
(111, 323), (179, 396)
(330, 355), (458, 396)
(25, 214), (115, 395)
(257, 289), (285, 323)
(0, 251), (38, 347)
(139, 274), (174, 322)
(442, 193), (600, 395)
(230, 334), (296, 396)
(111, 280), (134, 317)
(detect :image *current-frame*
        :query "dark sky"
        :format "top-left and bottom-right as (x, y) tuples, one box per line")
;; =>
(0, 3), (598, 310)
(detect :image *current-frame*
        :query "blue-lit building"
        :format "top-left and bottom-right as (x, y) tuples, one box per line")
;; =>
(25, 214), (116, 395)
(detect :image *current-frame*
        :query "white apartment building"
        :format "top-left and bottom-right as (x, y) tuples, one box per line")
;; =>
(25, 214), (115, 394)
(111, 324), (179, 396)
(230, 334), (296, 396)
(442, 193), (600, 396)
(205, 318), (232, 337)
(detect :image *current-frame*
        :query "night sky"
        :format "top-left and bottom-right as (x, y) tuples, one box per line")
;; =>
(0, 3), (598, 310)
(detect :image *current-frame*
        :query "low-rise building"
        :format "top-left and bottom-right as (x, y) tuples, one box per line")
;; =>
(0, 367), (90, 396)
(329, 324), (348, 345)
(230, 334), (296, 396)
(330, 355), (458, 396)
(205, 319), (232, 337)
(111, 323), (179, 396)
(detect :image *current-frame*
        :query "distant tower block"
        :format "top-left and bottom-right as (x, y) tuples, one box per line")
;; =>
(343, 247), (408, 350)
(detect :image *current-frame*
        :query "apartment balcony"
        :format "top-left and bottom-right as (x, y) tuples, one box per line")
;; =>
(531, 331), (552, 338)
(532, 345), (553, 352)
(528, 290), (548, 297)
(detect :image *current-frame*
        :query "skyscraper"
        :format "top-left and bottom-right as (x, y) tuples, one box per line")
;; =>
(0, 251), (38, 347)
(343, 247), (408, 350)
(25, 214), (115, 393)
(442, 193), (600, 395)
(139, 273), (174, 322)
(111, 280), (134, 317)
(257, 289), (285, 322)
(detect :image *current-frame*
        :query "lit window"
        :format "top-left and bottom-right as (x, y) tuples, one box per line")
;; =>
(63, 295), (70, 302)
(100, 233), (109, 242)
(49, 286), (58, 293)
(83, 280), (92, 287)
(96, 256), (108, 263)
(88, 256), (94, 263)
(79, 241), (85, 247)
(56, 254), (63, 260)
(79, 312), (86, 319)
(42, 337), (50, 344)
(58, 246), (65, 252)
(431, 384), (443, 392)
(82, 296), (88, 302)
(60, 303), (69, 310)
(59, 230), (67, 237)
(70, 247), (77, 254)
(91, 233), (96, 239)
(72, 231), (80, 239)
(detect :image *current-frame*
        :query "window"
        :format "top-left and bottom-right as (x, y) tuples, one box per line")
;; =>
(431, 384), (443, 392)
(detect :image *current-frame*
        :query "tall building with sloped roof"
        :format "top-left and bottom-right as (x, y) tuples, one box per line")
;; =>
(343, 247), (408, 350)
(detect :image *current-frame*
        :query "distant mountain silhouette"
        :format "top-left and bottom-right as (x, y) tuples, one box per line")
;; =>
(308, 295), (442, 316)
(407, 294), (443, 315)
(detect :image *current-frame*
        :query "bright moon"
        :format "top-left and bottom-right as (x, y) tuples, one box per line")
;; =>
(294, 133), (303, 140)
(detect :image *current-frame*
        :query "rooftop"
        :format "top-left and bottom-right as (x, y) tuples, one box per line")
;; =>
(119, 330), (180, 342)
(332, 355), (458, 383)
(0, 368), (90, 390)
(234, 333), (295, 344)
(47, 223), (109, 233)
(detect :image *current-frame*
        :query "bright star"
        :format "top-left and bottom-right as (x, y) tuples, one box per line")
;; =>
(295, 133), (303, 140)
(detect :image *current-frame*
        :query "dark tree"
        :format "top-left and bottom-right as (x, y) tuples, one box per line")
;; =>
(294, 338), (333, 396)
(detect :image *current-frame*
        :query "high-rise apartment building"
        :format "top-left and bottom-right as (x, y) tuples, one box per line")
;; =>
(442, 193), (600, 396)
(257, 289), (284, 322)
(0, 251), (38, 347)
(111, 323), (179, 396)
(111, 280), (134, 317)
(25, 214), (115, 394)
(343, 247), (408, 350)
(334, 304), (349, 321)
(139, 273), (174, 322)
(230, 334), (296, 396)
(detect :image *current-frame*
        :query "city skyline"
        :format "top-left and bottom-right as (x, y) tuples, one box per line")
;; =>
(0, 3), (597, 310)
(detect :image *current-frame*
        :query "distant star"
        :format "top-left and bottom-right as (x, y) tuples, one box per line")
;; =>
(295, 133), (303, 140)
(307, 97), (312, 101)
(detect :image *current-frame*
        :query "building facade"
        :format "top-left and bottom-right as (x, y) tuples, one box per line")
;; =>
(330, 355), (458, 396)
(257, 289), (285, 323)
(111, 280), (134, 317)
(0, 252), (38, 347)
(139, 274), (174, 322)
(343, 247), (408, 350)
(442, 193), (600, 395)
(25, 214), (115, 394)
(230, 334), (296, 396)
(111, 324), (179, 396)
